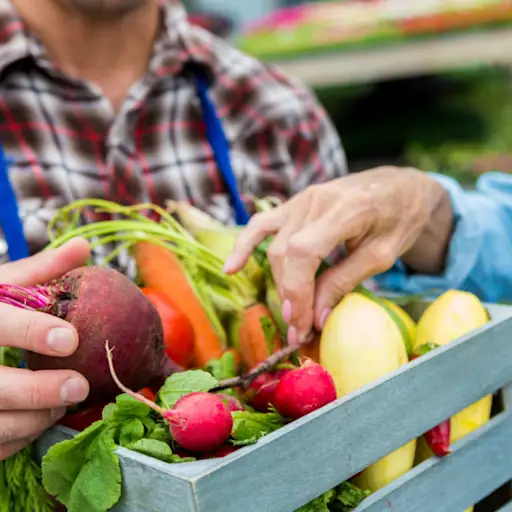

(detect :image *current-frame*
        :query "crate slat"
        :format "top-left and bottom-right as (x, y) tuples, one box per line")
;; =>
(356, 410), (512, 512)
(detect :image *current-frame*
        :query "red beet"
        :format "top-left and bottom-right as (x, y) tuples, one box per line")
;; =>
(273, 361), (336, 420)
(245, 369), (291, 412)
(217, 394), (245, 412)
(0, 266), (181, 404)
(164, 392), (233, 453)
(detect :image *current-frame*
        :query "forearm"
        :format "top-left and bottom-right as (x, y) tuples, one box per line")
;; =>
(402, 177), (454, 275)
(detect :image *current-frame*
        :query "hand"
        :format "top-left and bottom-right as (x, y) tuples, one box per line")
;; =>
(225, 167), (452, 344)
(0, 238), (91, 460)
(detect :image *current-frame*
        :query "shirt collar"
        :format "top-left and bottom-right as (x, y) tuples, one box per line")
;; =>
(0, 0), (216, 80)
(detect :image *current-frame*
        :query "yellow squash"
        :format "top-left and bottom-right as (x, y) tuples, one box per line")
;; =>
(320, 292), (416, 492)
(413, 290), (492, 512)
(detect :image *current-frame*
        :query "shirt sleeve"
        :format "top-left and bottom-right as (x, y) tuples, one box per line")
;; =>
(374, 171), (512, 303)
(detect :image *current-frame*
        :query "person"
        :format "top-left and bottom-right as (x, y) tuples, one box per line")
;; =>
(226, 168), (512, 346)
(0, 0), (347, 459)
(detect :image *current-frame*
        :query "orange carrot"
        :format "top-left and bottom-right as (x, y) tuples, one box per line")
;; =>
(133, 242), (223, 367)
(299, 334), (320, 363)
(238, 303), (282, 369)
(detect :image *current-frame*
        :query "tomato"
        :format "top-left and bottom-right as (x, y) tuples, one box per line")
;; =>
(141, 288), (195, 368)
(59, 404), (105, 431)
(138, 387), (157, 402)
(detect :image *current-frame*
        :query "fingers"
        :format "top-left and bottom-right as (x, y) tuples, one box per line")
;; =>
(224, 211), (284, 274)
(0, 367), (90, 410)
(313, 241), (397, 329)
(0, 237), (90, 286)
(0, 303), (78, 355)
(0, 408), (67, 458)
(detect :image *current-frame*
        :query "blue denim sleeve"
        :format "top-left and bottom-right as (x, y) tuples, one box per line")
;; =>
(374, 172), (512, 303)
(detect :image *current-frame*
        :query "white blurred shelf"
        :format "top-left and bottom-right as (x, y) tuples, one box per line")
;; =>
(270, 26), (512, 87)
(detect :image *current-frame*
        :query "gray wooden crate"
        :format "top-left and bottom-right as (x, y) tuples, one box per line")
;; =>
(34, 300), (512, 512)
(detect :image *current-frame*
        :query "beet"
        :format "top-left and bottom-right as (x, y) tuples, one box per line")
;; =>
(1, 266), (181, 404)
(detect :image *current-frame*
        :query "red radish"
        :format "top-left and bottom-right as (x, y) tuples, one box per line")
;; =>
(0, 266), (182, 404)
(204, 444), (239, 458)
(245, 369), (291, 412)
(217, 394), (244, 412)
(423, 420), (451, 457)
(273, 361), (336, 420)
(106, 342), (233, 453)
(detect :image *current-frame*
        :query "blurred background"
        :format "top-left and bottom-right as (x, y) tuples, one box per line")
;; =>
(184, 0), (512, 186)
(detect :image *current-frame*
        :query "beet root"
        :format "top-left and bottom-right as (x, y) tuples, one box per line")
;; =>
(25, 266), (181, 404)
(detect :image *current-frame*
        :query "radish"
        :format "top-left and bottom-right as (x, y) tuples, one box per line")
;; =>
(245, 369), (291, 412)
(106, 343), (233, 453)
(217, 394), (245, 412)
(273, 361), (337, 420)
(203, 444), (239, 458)
(0, 266), (181, 404)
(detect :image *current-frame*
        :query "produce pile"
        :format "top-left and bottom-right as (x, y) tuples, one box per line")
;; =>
(0, 199), (494, 512)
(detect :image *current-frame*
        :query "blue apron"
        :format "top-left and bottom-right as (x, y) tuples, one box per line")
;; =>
(0, 68), (250, 263)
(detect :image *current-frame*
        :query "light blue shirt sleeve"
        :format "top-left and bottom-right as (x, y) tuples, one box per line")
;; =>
(374, 172), (512, 303)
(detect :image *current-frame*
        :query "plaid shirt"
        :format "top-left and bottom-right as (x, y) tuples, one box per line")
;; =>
(0, 0), (347, 268)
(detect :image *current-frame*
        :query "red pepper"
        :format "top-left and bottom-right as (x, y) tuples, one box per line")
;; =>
(424, 419), (451, 457)
(410, 349), (451, 457)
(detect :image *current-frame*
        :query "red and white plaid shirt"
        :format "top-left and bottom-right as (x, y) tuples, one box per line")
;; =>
(0, 0), (347, 267)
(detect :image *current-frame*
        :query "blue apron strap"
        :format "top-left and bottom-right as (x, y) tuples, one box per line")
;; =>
(193, 68), (250, 226)
(0, 145), (28, 261)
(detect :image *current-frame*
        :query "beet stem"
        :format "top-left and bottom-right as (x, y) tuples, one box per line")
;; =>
(214, 331), (316, 391)
(0, 284), (52, 310)
(105, 340), (167, 417)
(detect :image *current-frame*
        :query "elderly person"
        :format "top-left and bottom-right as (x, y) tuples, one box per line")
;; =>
(0, 0), (346, 459)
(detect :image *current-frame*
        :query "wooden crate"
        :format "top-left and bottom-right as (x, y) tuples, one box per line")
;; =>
(35, 299), (512, 512)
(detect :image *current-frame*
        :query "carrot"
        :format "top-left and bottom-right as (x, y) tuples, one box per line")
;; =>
(133, 242), (223, 367)
(237, 303), (282, 369)
(299, 334), (320, 363)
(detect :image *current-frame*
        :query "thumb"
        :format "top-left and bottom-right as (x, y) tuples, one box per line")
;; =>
(313, 243), (395, 330)
(0, 238), (91, 286)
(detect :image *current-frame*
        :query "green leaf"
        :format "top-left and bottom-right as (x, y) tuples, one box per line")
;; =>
(42, 421), (121, 512)
(129, 439), (174, 463)
(101, 403), (117, 423)
(0, 346), (22, 368)
(295, 489), (335, 512)
(231, 411), (284, 446)
(205, 351), (237, 380)
(115, 393), (152, 420)
(413, 342), (441, 358)
(260, 316), (277, 355)
(118, 418), (145, 448)
(158, 370), (219, 409)
(333, 482), (371, 511)
(147, 423), (171, 443)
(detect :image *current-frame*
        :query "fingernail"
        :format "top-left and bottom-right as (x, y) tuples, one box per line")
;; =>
(223, 255), (236, 274)
(287, 326), (299, 348)
(50, 407), (67, 423)
(47, 328), (76, 354)
(282, 300), (292, 323)
(61, 377), (88, 404)
(320, 308), (332, 329)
